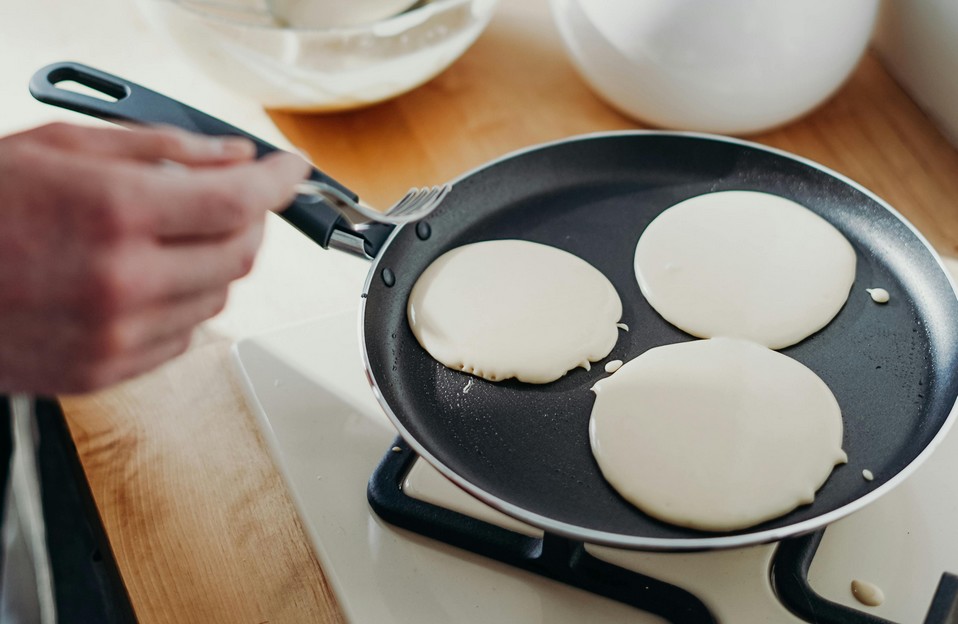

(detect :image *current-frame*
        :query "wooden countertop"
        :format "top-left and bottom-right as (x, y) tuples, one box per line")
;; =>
(13, 0), (958, 622)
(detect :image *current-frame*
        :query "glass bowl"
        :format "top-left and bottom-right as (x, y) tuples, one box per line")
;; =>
(136, 0), (499, 111)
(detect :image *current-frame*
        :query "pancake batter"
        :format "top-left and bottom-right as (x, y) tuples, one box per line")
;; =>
(408, 240), (623, 384)
(589, 338), (847, 531)
(633, 191), (857, 349)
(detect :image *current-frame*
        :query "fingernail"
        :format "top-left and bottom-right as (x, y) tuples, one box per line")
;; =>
(213, 137), (256, 159)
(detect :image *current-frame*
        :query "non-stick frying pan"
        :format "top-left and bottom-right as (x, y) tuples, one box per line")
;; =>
(31, 62), (958, 551)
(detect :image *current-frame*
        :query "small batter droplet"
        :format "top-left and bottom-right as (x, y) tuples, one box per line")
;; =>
(862, 469), (874, 481)
(866, 288), (890, 304)
(604, 359), (624, 373)
(851, 579), (885, 607)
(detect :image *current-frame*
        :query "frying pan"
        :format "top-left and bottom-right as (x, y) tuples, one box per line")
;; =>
(31, 62), (958, 551)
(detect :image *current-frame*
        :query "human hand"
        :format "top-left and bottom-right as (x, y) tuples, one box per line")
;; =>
(0, 122), (310, 394)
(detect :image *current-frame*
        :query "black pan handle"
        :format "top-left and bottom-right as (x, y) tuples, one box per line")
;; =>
(28, 61), (370, 250)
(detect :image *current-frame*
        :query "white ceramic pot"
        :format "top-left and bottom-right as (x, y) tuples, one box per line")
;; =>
(549, 0), (880, 135)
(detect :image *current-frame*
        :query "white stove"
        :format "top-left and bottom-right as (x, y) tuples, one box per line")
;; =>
(232, 275), (958, 623)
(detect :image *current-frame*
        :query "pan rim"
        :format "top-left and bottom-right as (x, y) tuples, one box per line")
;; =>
(358, 129), (958, 551)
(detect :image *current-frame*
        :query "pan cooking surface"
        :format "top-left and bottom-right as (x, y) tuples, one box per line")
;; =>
(362, 133), (958, 549)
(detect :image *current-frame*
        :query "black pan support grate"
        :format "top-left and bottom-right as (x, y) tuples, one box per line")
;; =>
(368, 438), (958, 624)
(773, 532), (958, 624)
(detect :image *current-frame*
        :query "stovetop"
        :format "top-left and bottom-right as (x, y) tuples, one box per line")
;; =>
(233, 306), (958, 623)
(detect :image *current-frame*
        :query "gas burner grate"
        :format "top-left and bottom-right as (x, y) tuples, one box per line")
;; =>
(367, 439), (716, 623)
(772, 530), (958, 624)
(368, 438), (958, 624)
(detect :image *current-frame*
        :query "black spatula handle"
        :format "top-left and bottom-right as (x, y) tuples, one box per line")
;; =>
(29, 61), (354, 249)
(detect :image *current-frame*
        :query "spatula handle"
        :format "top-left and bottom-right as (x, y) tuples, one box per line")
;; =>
(28, 62), (357, 249)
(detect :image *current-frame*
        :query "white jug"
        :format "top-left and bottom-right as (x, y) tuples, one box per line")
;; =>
(550, 0), (880, 134)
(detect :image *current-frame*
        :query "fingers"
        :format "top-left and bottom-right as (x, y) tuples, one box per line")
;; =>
(64, 288), (229, 393)
(143, 150), (310, 239)
(147, 217), (266, 301)
(31, 122), (256, 165)
(1, 286), (221, 394)
(72, 216), (263, 320)
(68, 332), (194, 394)
(22, 122), (310, 239)
(141, 288), (231, 346)
(107, 287), (230, 359)
(106, 332), (194, 387)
